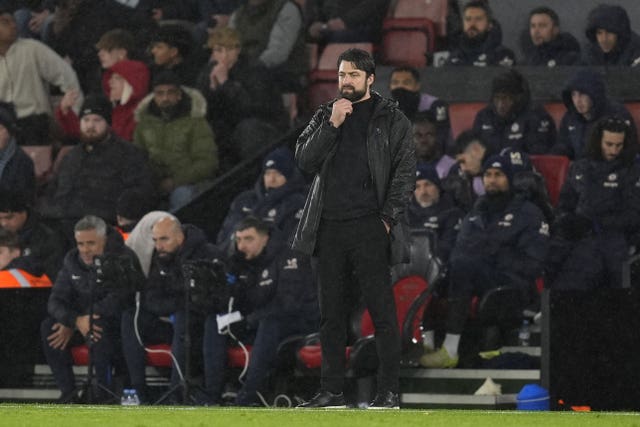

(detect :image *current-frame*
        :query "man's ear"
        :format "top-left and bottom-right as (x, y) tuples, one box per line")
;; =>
(367, 73), (375, 86)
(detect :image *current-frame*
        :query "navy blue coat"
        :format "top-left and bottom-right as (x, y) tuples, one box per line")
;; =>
(216, 171), (306, 250)
(556, 158), (640, 236)
(446, 26), (515, 67)
(405, 195), (463, 263)
(473, 104), (555, 155)
(0, 143), (35, 201)
(520, 31), (581, 67)
(452, 194), (549, 286)
(47, 228), (139, 328)
(552, 69), (635, 160)
(143, 224), (220, 316)
(584, 4), (640, 67)
(227, 234), (318, 326)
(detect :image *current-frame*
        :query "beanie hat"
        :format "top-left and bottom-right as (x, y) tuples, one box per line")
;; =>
(415, 161), (441, 189)
(499, 147), (532, 173)
(0, 190), (29, 213)
(79, 94), (112, 125)
(482, 154), (514, 184)
(152, 70), (182, 89)
(0, 102), (17, 135)
(263, 147), (295, 180)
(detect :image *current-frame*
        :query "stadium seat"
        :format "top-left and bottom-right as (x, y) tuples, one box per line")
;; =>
(529, 154), (570, 206)
(51, 145), (74, 176)
(21, 145), (52, 183)
(381, 18), (435, 67)
(227, 345), (253, 368)
(71, 343), (174, 368)
(449, 102), (484, 138)
(307, 80), (337, 109)
(393, 0), (448, 37)
(625, 101), (640, 132)
(544, 102), (566, 129)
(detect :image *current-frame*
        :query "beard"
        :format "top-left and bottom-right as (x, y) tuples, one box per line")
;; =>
(462, 29), (488, 48)
(80, 128), (109, 145)
(339, 84), (368, 102)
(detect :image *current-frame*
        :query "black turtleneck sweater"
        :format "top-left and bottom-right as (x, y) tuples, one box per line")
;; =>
(322, 97), (379, 220)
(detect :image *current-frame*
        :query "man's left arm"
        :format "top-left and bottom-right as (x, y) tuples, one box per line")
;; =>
(381, 111), (416, 225)
(34, 41), (84, 113)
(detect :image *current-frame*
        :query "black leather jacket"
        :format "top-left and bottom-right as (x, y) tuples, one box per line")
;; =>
(292, 92), (415, 264)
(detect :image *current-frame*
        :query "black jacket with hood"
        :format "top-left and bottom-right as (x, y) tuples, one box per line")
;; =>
(520, 30), (581, 67)
(552, 68), (635, 160)
(447, 24), (516, 67)
(473, 70), (556, 154)
(584, 4), (640, 67)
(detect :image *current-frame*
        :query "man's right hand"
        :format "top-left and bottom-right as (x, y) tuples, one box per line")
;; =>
(47, 322), (74, 350)
(329, 98), (353, 128)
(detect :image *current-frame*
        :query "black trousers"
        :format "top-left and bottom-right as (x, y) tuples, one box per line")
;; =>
(315, 214), (399, 394)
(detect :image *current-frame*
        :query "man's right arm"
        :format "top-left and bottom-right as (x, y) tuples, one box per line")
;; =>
(295, 102), (349, 175)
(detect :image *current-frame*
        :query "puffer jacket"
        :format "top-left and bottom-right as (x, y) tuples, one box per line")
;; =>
(292, 92), (415, 265)
(520, 31), (581, 67)
(584, 4), (640, 67)
(134, 87), (219, 186)
(552, 68), (635, 160)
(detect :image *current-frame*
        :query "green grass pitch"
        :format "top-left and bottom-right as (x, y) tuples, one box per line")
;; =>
(2, 405), (640, 427)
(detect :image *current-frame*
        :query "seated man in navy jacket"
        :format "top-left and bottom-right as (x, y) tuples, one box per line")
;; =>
(203, 216), (318, 406)
(420, 156), (549, 368)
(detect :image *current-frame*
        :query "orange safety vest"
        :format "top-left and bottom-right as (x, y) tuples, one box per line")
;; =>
(0, 269), (52, 288)
(116, 227), (130, 241)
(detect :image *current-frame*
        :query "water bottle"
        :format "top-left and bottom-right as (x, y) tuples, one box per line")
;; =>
(121, 389), (140, 406)
(518, 319), (531, 347)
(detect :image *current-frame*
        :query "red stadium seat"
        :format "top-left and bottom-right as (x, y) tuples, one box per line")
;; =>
(449, 102), (484, 138)
(530, 154), (570, 206)
(381, 18), (435, 67)
(21, 145), (52, 183)
(393, 0), (448, 37)
(544, 102), (566, 130)
(227, 345), (253, 368)
(625, 102), (640, 133)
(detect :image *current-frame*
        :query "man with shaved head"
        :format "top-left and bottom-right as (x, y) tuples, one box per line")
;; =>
(120, 214), (219, 404)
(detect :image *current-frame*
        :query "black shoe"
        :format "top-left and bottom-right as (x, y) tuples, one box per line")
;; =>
(297, 391), (346, 408)
(368, 391), (399, 409)
(57, 390), (81, 404)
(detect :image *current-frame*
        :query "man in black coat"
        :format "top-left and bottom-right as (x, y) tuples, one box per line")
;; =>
(520, 6), (581, 67)
(473, 69), (555, 155)
(204, 216), (318, 406)
(584, 4), (640, 67)
(216, 146), (306, 252)
(198, 27), (287, 170)
(294, 48), (414, 409)
(420, 155), (549, 368)
(552, 68), (635, 160)
(40, 215), (139, 402)
(42, 94), (153, 226)
(446, 0), (515, 67)
(551, 117), (640, 290)
(120, 214), (219, 404)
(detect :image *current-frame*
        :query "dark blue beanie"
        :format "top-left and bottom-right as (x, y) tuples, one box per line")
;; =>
(482, 154), (514, 184)
(415, 161), (441, 189)
(263, 147), (295, 179)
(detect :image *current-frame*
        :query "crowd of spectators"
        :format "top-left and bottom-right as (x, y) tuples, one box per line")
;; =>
(0, 0), (639, 406)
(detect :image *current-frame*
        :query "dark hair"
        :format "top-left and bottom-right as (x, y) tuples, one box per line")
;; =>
(455, 129), (490, 154)
(586, 116), (637, 165)
(0, 228), (20, 251)
(391, 66), (420, 83)
(151, 24), (193, 58)
(0, 190), (29, 213)
(529, 6), (560, 27)
(235, 216), (270, 235)
(336, 48), (375, 77)
(463, 0), (492, 20)
(413, 110), (437, 126)
(96, 28), (135, 53)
